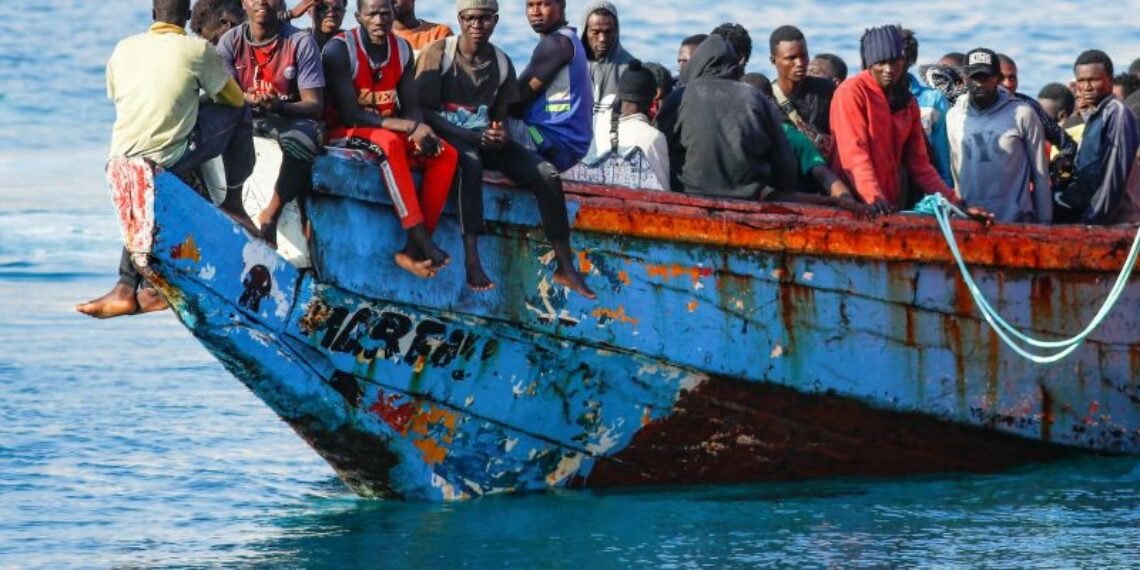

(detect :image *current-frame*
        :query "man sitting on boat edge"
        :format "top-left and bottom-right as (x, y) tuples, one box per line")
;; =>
(322, 0), (460, 278)
(79, 0), (254, 319)
(415, 0), (596, 299)
(216, 0), (326, 248)
(492, 0), (597, 298)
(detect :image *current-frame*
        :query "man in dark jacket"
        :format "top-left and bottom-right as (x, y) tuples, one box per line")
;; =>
(655, 34), (797, 199)
(1062, 50), (1140, 223)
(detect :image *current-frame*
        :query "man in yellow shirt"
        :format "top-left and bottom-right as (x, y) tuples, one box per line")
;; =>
(78, 0), (253, 319)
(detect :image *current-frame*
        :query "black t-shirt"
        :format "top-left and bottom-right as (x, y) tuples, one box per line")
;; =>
(783, 76), (835, 134)
(415, 40), (520, 121)
(519, 32), (574, 86)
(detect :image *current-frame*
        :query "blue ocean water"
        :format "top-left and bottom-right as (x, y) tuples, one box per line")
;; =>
(3, 1), (1140, 567)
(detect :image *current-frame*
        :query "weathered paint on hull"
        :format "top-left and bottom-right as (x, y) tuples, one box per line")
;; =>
(121, 152), (1140, 501)
(311, 156), (1140, 455)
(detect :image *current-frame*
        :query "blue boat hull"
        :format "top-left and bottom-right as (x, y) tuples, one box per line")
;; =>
(120, 152), (1140, 501)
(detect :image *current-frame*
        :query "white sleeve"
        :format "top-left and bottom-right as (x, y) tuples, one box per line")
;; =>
(646, 131), (671, 191)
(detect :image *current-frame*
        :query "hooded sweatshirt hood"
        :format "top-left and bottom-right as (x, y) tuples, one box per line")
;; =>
(679, 34), (741, 85)
(581, 0), (634, 112)
(654, 33), (797, 199)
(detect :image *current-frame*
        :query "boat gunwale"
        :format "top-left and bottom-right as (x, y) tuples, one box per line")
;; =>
(556, 180), (1140, 274)
(310, 151), (1140, 273)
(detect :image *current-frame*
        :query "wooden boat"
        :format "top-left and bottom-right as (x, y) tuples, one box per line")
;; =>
(110, 145), (1140, 501)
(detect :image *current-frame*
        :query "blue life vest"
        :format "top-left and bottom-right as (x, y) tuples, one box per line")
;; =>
(523, 26), (594, 160)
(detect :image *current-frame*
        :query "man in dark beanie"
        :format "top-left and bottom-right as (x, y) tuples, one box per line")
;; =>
(832, 25), (964, 215)
(582, 59), (670, 189)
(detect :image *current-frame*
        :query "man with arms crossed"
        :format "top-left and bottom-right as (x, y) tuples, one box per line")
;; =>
(1061, 50), (1140, 223)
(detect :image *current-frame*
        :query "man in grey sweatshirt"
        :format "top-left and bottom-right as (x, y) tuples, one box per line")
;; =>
(947, 48), (1052, 223)
(581, 0), (635, 116)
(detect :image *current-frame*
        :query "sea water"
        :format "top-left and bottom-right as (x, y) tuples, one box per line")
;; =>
(3, 1), (1140, 567)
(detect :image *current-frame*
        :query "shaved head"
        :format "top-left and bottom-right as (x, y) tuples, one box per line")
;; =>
(154, 0), (191, 24)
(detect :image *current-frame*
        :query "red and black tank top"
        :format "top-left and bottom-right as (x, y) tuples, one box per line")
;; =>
(326, 28), (411, 128)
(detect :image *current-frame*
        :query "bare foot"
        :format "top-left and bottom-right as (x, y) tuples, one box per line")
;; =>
(136, 287), (170, 314)
(395, 252), (436, 279)
(553, 269), (597, 300)
(465, 264), (496, 292)
(76, 282), (138, 319)
(256, 213), (279, 250)
(221, 206), (258, 235)
(462, 235), (494, 292)
(407, 225), (450, 270)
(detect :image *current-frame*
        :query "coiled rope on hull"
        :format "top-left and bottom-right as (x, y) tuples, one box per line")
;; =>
(911, 194), (1140, 364)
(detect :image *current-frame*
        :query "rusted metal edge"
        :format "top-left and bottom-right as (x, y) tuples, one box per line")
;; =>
(558, 181), (1140, 274)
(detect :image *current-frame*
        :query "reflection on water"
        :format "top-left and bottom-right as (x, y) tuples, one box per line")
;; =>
(237, 459), (1140, 569)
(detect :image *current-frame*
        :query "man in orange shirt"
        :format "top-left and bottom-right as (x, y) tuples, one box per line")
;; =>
(392, 0), (453, 53)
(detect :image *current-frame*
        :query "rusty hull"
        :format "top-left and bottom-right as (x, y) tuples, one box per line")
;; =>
(115, 153), (1140, 501)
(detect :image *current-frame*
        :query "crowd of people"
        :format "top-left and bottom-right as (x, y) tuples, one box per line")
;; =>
(78, 0), (1140, 319)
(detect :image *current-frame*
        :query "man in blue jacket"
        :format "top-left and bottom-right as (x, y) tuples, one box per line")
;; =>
(1061, 50), (1140, 224)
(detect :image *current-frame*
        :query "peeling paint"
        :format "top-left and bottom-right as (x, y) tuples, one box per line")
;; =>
(644, 263), (712, 288)
(240, 241), (288, 319)
(132, 152), (1140, 503)
(592, 306), (639, 326)
(171, 235), (201, 263)
(577, 250), (594, 274)
(545, 453), (584, 485)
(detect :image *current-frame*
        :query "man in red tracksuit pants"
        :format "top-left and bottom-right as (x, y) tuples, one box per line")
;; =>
(323, 0), (458, 277)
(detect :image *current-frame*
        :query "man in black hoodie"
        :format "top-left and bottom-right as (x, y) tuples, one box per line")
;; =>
(655, 35), (798, 200)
